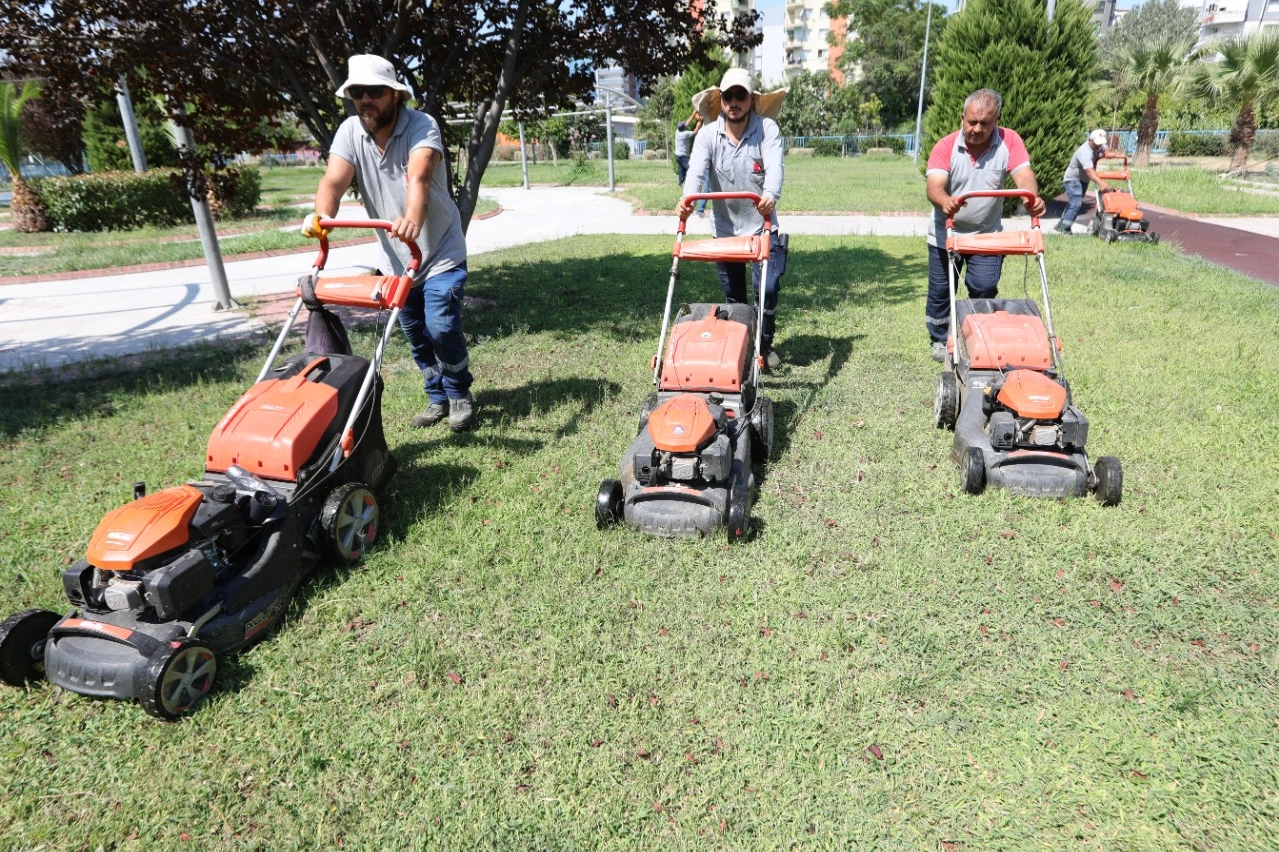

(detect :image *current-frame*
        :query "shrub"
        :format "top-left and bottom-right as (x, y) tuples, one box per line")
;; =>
(32, 165), (262, 232)
(1253, 130), (1279, 159)
(1166, 132), (1227, 157)
(812, 138), (844, 157)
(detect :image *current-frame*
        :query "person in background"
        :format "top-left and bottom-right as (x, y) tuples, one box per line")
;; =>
(674, 120), (694, 185)
(303, 54), (477, 432)
(1056, 128), (1113, 235)
(923, 88), (1046, 363)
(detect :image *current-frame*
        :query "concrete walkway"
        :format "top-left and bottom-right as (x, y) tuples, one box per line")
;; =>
(1, 186), (1276, 374)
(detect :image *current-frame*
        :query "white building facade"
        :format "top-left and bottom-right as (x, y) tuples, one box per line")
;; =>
(1198, 0), (1279, 39)
(783, 0), (838, 78)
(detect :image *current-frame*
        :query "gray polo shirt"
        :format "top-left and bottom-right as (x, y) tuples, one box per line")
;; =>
(674, 129), (694, 158)
(1063, 140), (1102, 184)
(925, 127), (1032, 247)
(330, 106), (466, 282)
(682, 111), (784, 238)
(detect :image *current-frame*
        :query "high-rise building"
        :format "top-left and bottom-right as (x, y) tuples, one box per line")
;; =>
(1197, 0), (1279, 40)
(784, 0), (842, 79)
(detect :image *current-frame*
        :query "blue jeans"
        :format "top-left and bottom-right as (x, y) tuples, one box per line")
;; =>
(716, 231), (786, 353)
(675, 155), (690, 186)
(1061, 179), (1085, 229)
(926, 243), (1004, 344)
(398, 264), (473, 404)
(695, 174), (709, 214)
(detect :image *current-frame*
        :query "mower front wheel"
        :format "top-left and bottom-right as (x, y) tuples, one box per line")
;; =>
(961, 447), (986, 495)
(321, 483), (379, 564)
(750, 397), (774, 460)
(934, 372), (959, 430)
(726, 485), (751, 543)
(0, 609), (60, 686)
(140, 640), (217, 721)
(1092, 456), (1123, 506)
(596, 479), (624, 528)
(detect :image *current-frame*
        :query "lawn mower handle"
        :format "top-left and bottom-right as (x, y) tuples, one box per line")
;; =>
(677, 192), (779, 232)
(946, 189), (1041, 229)
(313, 219), (423, 273)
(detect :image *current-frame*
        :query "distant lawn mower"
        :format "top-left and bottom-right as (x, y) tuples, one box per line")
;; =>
(596, 192), (780, 541)
(933, 190), (1122, 504)
(0, 220), (413, 719)
(1090, 155), (1159, 243)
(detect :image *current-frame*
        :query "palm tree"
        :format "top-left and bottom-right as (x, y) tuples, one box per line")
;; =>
(1123, 37), (1198, 167)
(0, 79), (49, 233)
(1187, 30), (1279, 174)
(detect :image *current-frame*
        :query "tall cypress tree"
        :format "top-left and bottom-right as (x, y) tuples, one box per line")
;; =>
(922, 0), (1097, 203)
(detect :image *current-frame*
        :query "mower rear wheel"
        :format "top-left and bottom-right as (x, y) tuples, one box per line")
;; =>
(1092, 456), (1123, 506)
(596, 479), (624, 528)
(0, 609), (60, 686)
(750, 397), (774, 460)
(321, 483), (379, 564)
(140, 640), (217, 721)
(934, 372), (959, 430)
(961, 447), (986, 495)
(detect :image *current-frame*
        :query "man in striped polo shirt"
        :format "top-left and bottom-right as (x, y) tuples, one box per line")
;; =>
(924, 89), (1046, 362)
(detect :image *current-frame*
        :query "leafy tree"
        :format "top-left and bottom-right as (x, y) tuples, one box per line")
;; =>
(1121, 37), (1200, 166)
(827, 0), (948, 130)
(1097, 0), (1200, 71)
(18, 80), (86, 175)
(1, 0), (760, 230)
(922, 0), (1097, 201)
(0, 79), (48, 232)
(81, 95), (179, 172)
(776, 70), (835, 137)
(1187, 30), (1279, 172)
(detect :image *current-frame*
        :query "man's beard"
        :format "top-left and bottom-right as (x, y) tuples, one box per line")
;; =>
(360, 101), (397, 133)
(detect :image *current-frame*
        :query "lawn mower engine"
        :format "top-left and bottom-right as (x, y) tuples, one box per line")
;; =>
(631, 395), (733, 487)
(982, 370), (1089, 453)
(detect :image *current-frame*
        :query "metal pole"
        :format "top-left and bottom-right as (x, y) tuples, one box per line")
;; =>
(604, 92), (616, 193)
(170, 104), (236, 311)
(116, 76), (148, 173)
(518, 120), (529, 190)
(912, 0), (934, 165)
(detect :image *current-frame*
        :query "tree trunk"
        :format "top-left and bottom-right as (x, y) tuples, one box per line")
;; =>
(1228, 106), (1256, 174)
(1134, 94), (1159, 168)
(10, 175), (49, 233)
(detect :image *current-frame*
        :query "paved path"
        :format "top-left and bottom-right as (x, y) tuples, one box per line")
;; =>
(1, 186), (1276, 373)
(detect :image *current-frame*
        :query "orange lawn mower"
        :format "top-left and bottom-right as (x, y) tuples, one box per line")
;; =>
(595, 192), (780, 541)
(0, 221), (414, 719)
(933, 190), (1122, 504)
(1090, 154), (1159, 243)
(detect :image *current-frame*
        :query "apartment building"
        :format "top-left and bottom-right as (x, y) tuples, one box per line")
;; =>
(784, 0), (845, 80)
(1198, 0), (1279, 39)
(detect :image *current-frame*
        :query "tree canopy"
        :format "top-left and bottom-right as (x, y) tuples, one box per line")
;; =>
(1097, 0), (1201, 71)
(0, 0), (760, 228)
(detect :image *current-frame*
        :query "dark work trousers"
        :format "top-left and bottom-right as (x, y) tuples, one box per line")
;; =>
(925, 242), (1004, 344)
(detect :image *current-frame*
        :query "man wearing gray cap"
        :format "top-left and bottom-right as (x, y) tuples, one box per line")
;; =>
(304, 54), (476, 432)
(1056, 128), (1114, 235)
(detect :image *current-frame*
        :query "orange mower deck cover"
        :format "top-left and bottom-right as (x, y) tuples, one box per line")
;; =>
(647, 394), (718, 453)
(961, 311), (1053, 371)
(660, 311), (750, 393)
(674, 234), (769, 264)
(206, 357), (340, 481)
(1101, 191), (1143, 221)
(947, 229), (1043, 257)
(87, 485), (204, 571)
(996, 369), (1068, 420)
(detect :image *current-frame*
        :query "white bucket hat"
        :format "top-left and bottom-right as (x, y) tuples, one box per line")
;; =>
(1089, 128), (1108, 145)
(335, 54), (412, 99)
(691, 67), (788, 123)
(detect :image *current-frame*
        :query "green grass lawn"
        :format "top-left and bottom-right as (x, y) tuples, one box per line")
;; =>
(1126, 162), (1279, 216)
(2, 233), (1277, 849)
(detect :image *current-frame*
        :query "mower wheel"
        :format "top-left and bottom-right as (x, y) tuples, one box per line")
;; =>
(140, 640), (217, 721)
(596, 479), (624, 528)
(934, 372), (959, 430)
(726, 484), (751, 543)
(321, 483), (379, 564)
(961, 447), (986, 495)
(1104, 230), (1118, 244)
(1088, 215), (1101, 237)
(1149, 232), (1160, 245)
(1092, 456), (1123, 506)
(0, 609), (60, 686)
(750, 397), (774, 460)
(637, 394), (661, 434)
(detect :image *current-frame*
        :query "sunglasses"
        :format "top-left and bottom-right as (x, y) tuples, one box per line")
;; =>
(722, 88), (751, 103)
(347, 85), (387, 100)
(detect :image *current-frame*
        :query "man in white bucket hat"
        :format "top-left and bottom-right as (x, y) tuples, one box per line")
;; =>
(1056, 127), (1114, 235)
(304, 54), (477, 432)
(676, 67), (789, 371)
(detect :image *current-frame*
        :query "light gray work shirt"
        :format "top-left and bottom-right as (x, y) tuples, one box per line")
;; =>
(925, 127), (1032, 247)
(1063, 140), (1102, 184)
(683, 111), (784, 238)
(674, 129), (694, 158)
(330, 106), (466, 283)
